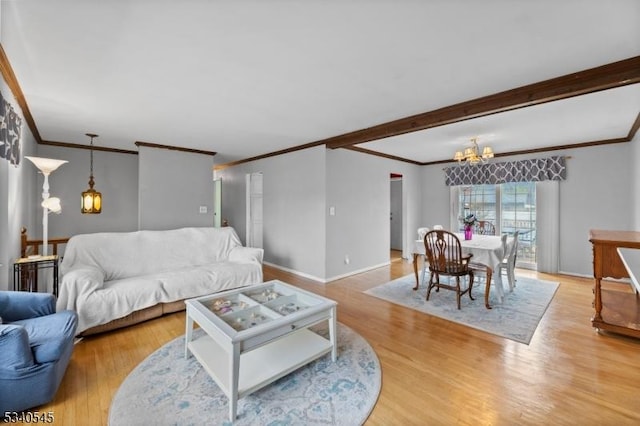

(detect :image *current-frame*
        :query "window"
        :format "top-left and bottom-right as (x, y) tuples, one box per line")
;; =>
(458, 185), (496, 228)
(454, 182), (536, 268)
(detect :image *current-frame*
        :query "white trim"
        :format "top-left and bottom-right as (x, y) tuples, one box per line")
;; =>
(559, 270), (632, 284)
(558, 270), (592, 278)
(325, 261), (391, 283)
(263, 262), (327, 284)
(263, 261), (391, 284)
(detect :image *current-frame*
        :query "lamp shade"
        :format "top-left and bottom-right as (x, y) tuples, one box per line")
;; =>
(482, 146), (494, 158)
(25, 156), (68, 175)
(42, 197), (62, 214)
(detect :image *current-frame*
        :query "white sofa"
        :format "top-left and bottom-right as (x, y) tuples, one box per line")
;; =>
(57, 227), (263, 335)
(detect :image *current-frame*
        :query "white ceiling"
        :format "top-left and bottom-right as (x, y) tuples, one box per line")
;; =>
(1, 0), (639, 165)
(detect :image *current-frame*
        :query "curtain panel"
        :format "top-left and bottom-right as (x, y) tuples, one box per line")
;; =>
(444, 156), (566, 186)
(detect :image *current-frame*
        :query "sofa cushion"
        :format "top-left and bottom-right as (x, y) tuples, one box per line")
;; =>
(12, 311), (78, 364)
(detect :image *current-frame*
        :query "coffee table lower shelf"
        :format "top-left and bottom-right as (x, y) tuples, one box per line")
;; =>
(187, 328), (333, 415)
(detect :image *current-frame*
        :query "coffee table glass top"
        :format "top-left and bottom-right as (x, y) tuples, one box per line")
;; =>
(193, 280), (332, 334)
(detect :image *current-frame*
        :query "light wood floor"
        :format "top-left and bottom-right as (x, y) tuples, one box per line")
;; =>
(41, 260), (640, 425)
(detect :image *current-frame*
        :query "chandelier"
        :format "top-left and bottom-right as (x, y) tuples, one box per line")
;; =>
(453, 137), (494, 165)
(81, 133), (102, 214)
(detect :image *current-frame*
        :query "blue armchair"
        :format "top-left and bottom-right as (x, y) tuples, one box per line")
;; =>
(0, 291), (78, 413)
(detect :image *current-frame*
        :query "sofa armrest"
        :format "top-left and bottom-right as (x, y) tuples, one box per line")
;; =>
(0, 291), (56, 322)
(229, 246), (264, 264)
(0, 325), (35, 377)
(56, 266), (105, 313)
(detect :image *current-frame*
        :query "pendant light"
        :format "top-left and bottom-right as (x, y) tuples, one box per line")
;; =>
(81, 133), (102, 214)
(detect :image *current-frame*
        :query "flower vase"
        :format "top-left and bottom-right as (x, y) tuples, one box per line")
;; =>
(464, 226), (473, 240)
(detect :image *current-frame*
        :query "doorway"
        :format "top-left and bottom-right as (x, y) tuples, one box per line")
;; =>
(390, 173), (403, 261)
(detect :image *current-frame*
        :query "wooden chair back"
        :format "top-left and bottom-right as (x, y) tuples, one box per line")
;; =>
(423, 230), (472, 276)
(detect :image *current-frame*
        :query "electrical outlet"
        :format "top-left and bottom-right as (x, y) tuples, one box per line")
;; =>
(199, 206), (208, 214)
(344, 255), (350, 265)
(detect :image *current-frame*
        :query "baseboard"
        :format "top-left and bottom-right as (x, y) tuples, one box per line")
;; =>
(324, 261), (391, 283)
(263, 261), (391, 284)
(263, 262), (326, 284)
(558, 270), (592, 279)
(558, 270), (631, 284)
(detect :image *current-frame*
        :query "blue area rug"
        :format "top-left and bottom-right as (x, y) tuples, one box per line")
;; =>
(109, 323), (380, 426)
(364, 274), (559, 344)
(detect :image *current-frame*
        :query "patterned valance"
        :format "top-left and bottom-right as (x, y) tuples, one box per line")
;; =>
(444, 156), (566, 186)
(0, 90), (23, 166)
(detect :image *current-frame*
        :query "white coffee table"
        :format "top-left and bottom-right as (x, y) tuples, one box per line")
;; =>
(184, 280), (338, 422)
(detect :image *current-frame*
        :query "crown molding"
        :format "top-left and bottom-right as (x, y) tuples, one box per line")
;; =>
(41, 140), (138, 155)
(344, 146), (423, 165)
(135, 141), (217, 156)
(214, 141), (325, 170)
(0, 43), (42, 143)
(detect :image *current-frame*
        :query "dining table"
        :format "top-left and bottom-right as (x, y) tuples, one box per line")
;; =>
(412, 233), (512, 308)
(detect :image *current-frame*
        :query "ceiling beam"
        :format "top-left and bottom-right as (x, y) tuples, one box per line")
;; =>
(353, 112), (640, 166)
(323, 56), (640, 150)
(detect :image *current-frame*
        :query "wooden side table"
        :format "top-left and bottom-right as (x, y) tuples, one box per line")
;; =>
(13, 255), (60, 297)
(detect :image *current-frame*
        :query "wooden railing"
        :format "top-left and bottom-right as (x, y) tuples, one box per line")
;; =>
(20, 227), (70, 258)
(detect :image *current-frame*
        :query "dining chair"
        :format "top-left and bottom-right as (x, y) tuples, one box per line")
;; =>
(423, 230), (474, 309)
(474, 220), (496, 235)
(468, 233), (507, 309)
(417, 227), (430, 286)
(417, 227), (430, 240)
(497, 230), (519, 291)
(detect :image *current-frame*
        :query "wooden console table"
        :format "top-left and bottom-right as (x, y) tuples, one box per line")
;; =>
(589, 230), (640, 338)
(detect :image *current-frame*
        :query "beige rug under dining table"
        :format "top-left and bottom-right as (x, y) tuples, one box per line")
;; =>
(412, 233), (513, 307)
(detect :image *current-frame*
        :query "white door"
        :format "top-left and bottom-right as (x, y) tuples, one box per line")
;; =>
(213, 178), (222, 227)
(246, 172), (263, 248)
(390, 177), (403, 250)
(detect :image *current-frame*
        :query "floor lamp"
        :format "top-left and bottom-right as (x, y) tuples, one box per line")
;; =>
(25, 156), (68, 256)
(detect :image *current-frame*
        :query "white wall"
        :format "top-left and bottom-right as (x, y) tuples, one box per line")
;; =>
(420, 163), (452, 230)
(0, 80), (38, 290)
(218, 146), (423, 282)
(216, 146), (327, 280)
(325, 148), (422, 280)
(138, 146), (214, 230)
(325, 149), (390, 279)
(557, 144), (632, 275)
(36, 145), (139, 238)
